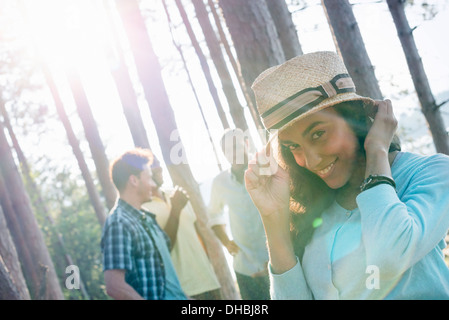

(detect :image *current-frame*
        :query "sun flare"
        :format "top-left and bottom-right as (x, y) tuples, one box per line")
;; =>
(21, 1), (110, 70)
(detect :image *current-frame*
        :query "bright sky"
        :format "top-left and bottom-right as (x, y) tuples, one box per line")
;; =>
(3, 0), (449, 188)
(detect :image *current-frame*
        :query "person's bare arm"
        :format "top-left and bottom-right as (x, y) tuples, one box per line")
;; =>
(104, 269), (144, 300)
(212, 224), (240, 256)
(363, 99), (398, 179)
(164, 186), (189, 249)
(245, 143), (295, 274)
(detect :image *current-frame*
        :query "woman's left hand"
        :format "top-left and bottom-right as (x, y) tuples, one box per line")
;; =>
(364, 99), (398, 155)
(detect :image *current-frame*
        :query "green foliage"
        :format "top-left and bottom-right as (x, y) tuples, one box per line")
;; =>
(52, 198), (107, 300)
(30, 162), (109, 300)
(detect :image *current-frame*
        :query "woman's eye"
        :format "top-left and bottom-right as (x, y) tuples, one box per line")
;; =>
(311, 130), (324, 140)
(288, 144), (300, 151)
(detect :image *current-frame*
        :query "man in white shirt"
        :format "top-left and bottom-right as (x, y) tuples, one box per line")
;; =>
(208, 129), (270, 300)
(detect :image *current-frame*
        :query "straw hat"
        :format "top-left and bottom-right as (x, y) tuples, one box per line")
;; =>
(251, 51), (374, 133)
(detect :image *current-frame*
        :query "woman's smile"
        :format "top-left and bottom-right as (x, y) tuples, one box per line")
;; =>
(279, 108), (360, 189)
(315, 158), (337, 179)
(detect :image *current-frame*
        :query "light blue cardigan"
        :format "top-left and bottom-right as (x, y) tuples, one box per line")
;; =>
(270, 152), (449, 299)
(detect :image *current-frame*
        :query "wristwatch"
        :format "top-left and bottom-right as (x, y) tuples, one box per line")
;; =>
(360, 174), (396, 192)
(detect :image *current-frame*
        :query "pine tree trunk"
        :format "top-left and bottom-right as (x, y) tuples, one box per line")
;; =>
(173, 0), (230, 130)
(191, 0), (249, 132)
(0, 99), (90, 299)
(265, 0), (303, 60)
(17, 0), (107, 226)
(110, 66), (152, 149)
(218, 0), (285, 138)
(103, 0), (151, 150)
(109, 57), (151, 149)
(386, 0), (449, 155)
(43, 65), (107, 226)
(66, 69), (118, 209)
(0, 172), (37, 298)
(207, 0), (262, 135)
(115, 0), (240, 300)
(322, 0), (383, 100)
(0, 254), (21, 300)
(162, 0), (223, 171)
(0, 206), (30, 299)
(0, 122), (64, 300)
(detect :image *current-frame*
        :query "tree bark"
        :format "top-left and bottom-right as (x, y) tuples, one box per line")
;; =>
(207, 0), (262, 134)
(0, 98), (90, 299)
(0, 205), (30, 299)
(17, 0), (107, 226)
(0, 172), (35, 296)
(102, 0), (151, 150)
(66, 69), (118, 209)
(265, 0), (303, 60)
(322, 0), (383, 100)
(191, 0), (249, 131)
(42, 65), (107, 226)
(0, 254), (22, 300)
(115, 0), (240, 300)
(0, 121), (64, 300)
(218, 0), (285, 138)
(162, 0), (223, 171)
(174, 0), (230, 130)
(387, 0), (449, 154)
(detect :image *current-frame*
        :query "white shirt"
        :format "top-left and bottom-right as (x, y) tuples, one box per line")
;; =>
(208, 170), (269, 276)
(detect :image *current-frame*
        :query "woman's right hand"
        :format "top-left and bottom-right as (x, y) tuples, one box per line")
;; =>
(245, 142), (297, 274)
(244, 143), (291, 220)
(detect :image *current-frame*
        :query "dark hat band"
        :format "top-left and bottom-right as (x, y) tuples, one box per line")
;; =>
(261, 74), (355, 130)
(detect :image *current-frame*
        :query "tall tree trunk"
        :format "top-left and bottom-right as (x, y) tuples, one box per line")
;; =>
(0, 172), (37, 298)
(322, 0), (383, 100)
(0, 121), (64, 300)
(173, 0), (230, 130)
(0, 254), (21, 300)
(0, 99), (90, 299)
(207, 0), (263, 135)
(0, 205), (30, 299)
(218, 0), (285, 138)
(66, 69), (118, 209)
(265, 0), (303, 60)
(115, 0), (239, 299)
(386, 0), (449, 155)
(191, 0), (249, 132)
(102, 0), (151, 150)
(162, 0), (223, 171)
(42, 65), (107, 226)
(17, 0), (107, 226)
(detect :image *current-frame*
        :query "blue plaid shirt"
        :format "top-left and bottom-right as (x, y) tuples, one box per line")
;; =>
(101, 199), (171, 299)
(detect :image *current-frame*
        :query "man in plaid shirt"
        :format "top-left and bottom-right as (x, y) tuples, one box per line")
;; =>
(101, 148), (187, 300)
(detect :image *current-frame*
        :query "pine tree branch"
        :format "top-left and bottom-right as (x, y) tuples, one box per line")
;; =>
(435, 98), (449, 111)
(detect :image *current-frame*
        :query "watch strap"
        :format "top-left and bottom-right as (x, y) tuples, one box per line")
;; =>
(360, 174), (396, 192)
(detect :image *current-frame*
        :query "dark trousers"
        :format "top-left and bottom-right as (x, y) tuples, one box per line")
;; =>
(235, 272), (270, 300)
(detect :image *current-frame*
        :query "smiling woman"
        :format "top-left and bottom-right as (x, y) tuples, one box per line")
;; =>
(278, 108), (360, 188)
(245, 51), (449, 300)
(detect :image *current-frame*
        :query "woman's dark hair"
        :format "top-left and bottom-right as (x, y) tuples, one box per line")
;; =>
(279, 100), (401, 260)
